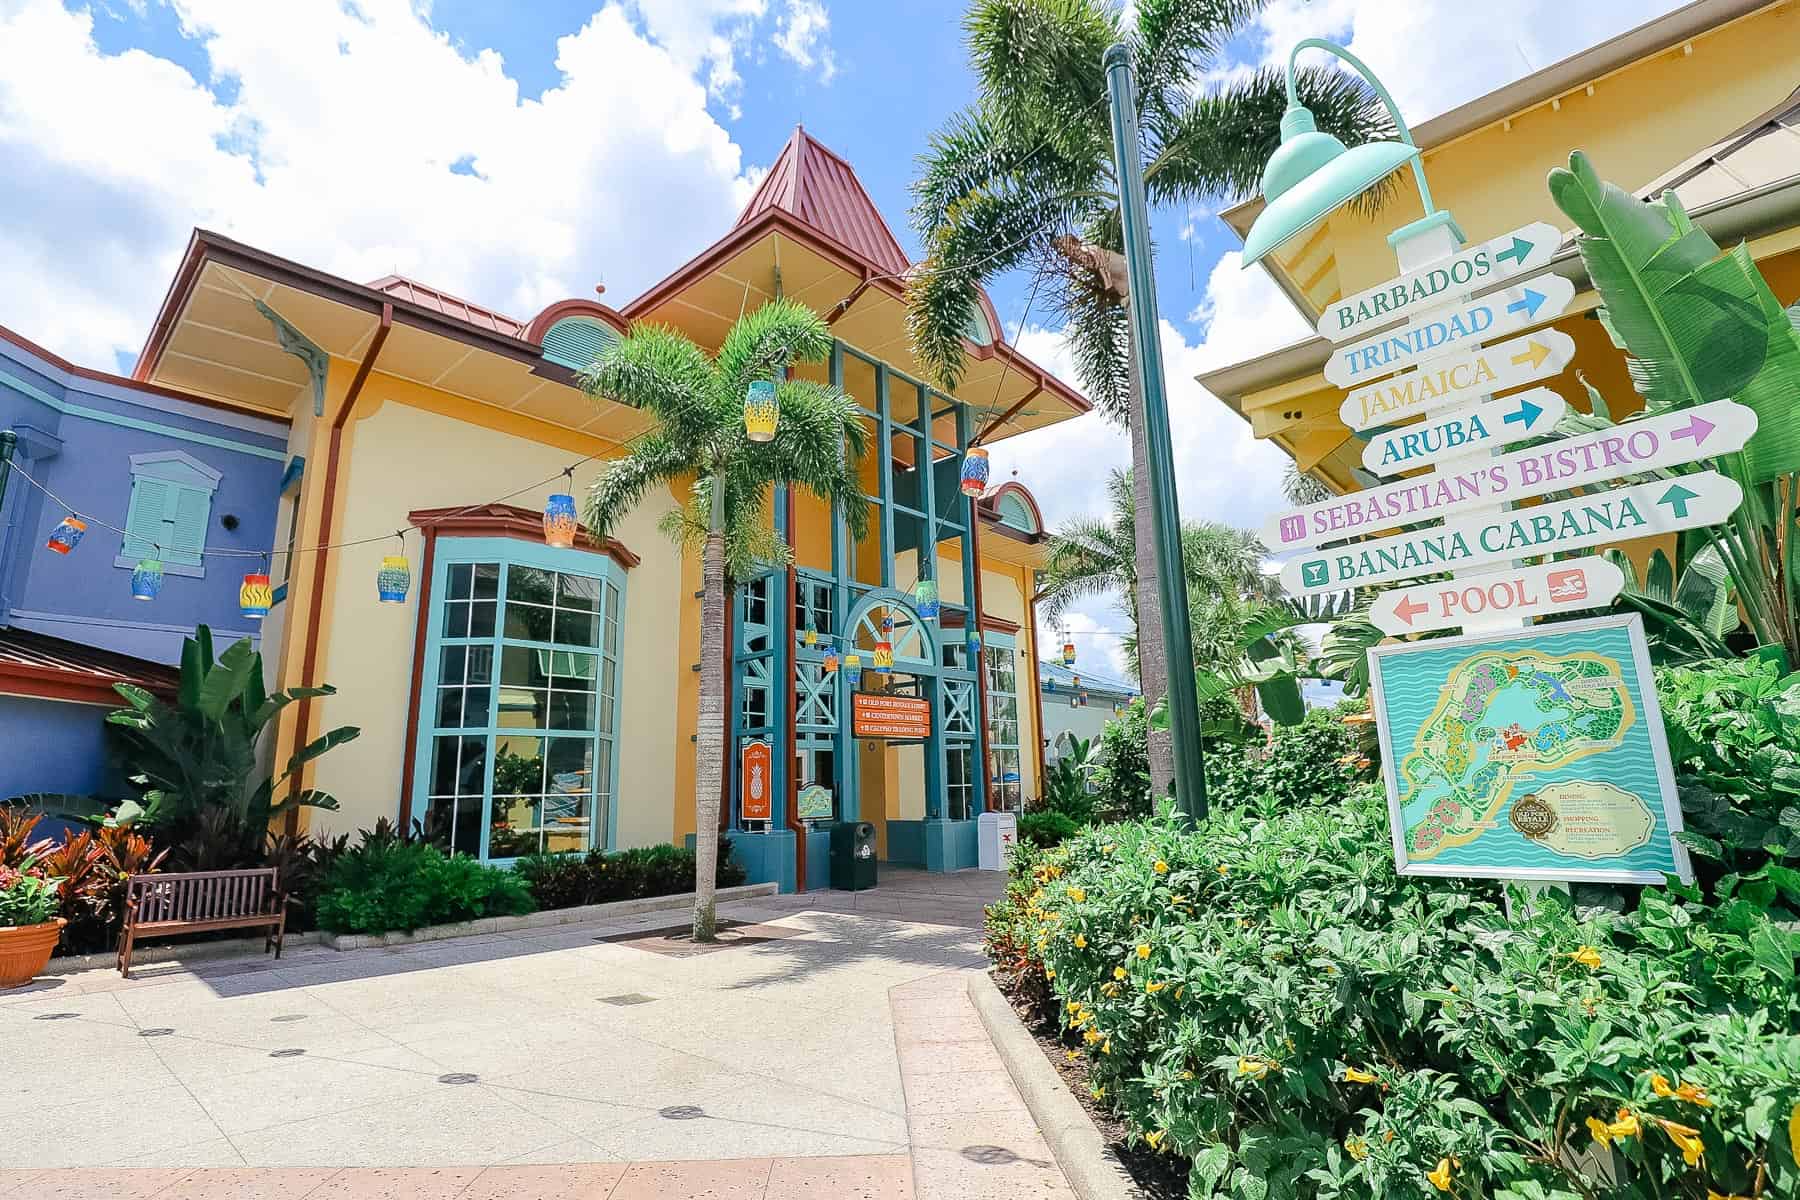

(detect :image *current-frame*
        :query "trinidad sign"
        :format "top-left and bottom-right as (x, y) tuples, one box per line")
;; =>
(1317, 222), (1562, 343)
(1325, 274), (1576, 388)
(1338, 329), (1575, 431)
(1268, 400), (1755, 549)
(1282, 471), (1743, 595)
(1368, 556), (1626, 636)
(1361, 387), (1566, 476)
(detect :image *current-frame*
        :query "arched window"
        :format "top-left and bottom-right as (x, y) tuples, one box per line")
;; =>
(540, 317), (622, 373)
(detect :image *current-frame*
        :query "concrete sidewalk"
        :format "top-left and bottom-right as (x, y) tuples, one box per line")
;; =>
(0, 870), (1077, 1199)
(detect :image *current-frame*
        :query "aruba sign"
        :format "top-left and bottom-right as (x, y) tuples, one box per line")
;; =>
(1361, 388), (1565, 475)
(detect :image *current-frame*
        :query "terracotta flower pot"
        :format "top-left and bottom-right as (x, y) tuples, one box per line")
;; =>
(0, 918), (66, 989)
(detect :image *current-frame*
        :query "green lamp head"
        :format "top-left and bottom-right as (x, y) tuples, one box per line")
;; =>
(1240, 104), (1421, 267)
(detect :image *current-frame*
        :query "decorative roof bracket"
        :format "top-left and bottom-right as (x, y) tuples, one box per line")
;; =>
(255, 299), (329, 417)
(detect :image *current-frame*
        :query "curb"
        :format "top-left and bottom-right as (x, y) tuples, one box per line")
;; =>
(969, 972), (1142, 1200)
(320, 882), (781, 949)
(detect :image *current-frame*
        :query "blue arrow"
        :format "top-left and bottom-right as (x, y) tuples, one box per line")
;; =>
(1494, 235), (1533, 265)
(1658, 483), (1699, 519)
(1503, 397), (1543, 429)
(1506, 287), (1547, 320)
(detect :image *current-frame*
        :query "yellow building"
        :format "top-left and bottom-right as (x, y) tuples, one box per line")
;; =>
(129, 128), (1086, 890)
(1201, 0), (1800, 566)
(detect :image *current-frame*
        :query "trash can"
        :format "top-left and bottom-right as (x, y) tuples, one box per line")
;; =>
(829, 821), (878, 891)
(977, 811), (1018, 871)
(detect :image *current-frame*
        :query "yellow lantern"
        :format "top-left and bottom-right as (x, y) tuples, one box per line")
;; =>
(744, 379), (779, 442)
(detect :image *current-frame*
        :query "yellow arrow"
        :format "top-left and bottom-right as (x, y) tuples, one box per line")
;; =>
(1510, 339), (1550, 370)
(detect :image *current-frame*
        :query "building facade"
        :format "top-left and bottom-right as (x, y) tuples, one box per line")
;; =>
(121, 128), (1085, 891)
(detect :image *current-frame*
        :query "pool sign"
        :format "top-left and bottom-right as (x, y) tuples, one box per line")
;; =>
(1318, 222), (1562, 342)
(1362, 388), (1566, 476)
(1283, 471), (1743, 594)
(1325, 275), (1576, 388)
(1339, 330), (1575, 431)
(1369, 556), (1626, 635)
(1268, 400), (1755, 549)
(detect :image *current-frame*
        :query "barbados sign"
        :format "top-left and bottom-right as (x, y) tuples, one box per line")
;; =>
(1325, 275), (1576, 388)
(1369, 556), (1626, 636)
(1268, 400), (1755, 549)
(1361, 388), (1566, 476)
(1282, 471), (1743, 595)
(1317, 222), (1561, 342)
(1338, 330), (1575, 431)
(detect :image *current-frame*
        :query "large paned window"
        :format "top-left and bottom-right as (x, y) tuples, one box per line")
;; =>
(414, 539), (625, 861)
(983, 633), (1023, 811)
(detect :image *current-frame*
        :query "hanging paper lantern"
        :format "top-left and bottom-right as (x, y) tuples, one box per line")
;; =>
(959, 447), (990, 497)
(239, 573), (272, 621)
(130, 558), (164, 601)
(913, 577), (939, 621)
(543, 492), (578, 548)
(377, 555), (411, 604)
(45, 516), (87, 555)
(966, 629), (981, 665)
(1062, 638), (1077, 666)
(822, 639), (838, 673)
(843, 653), (863, 689)
(1072, 674), (1081, 689)
(804, 626), (818, 647)
(744, 379), (778, 442)
(873, 637), (894, 674)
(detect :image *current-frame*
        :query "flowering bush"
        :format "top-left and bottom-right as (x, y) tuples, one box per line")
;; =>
(990, 787), (1800, 1199)
(1205, 701), (1376, 811)
(0, 859), (61, 927)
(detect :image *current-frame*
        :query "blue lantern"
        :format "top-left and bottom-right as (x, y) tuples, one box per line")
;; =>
(543, 493), (578, 548)
(959, 447), (990, 496)
(130, 558), (164, 601)
(913, 577), (939, 622)
(843, 653), (863, 690)
(966, 629), (981, 666)
(45, 516), (87, 555)
(377, 554), (411, 604)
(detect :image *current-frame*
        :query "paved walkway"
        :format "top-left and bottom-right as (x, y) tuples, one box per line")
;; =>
(0, 869), (1076, 1199)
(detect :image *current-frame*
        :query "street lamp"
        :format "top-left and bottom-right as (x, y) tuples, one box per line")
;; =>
(1241, 39), (1461, 268)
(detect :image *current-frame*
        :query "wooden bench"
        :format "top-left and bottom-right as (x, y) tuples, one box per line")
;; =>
(118, 867), (288, 978)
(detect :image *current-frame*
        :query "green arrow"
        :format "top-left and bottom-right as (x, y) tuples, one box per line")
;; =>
(1658, 483), (1699, 518)
(1494, 235), (1532, 266)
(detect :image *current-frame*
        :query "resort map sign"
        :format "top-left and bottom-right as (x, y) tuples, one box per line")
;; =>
(1366, 615), (1692, 885)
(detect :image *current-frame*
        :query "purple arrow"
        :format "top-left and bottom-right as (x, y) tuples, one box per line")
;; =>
(1671, 413), (1716, 446)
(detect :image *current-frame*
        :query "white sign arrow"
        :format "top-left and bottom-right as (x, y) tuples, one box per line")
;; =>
(1339, 330), (1574, 431)
(1267, 399), (1755, 550)
(1325, 274), (1576, 389)
(1368, 556), (1626, 635)
(1317, 221), (1562, 343)
(1282, 471), (1743, 595)
(1361, 388), (1567, 476)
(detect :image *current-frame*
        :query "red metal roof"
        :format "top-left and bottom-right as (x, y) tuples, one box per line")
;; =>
(736, 127), (912, 277)
(365, 275), (527, 339)
(0, 627), (180, 706)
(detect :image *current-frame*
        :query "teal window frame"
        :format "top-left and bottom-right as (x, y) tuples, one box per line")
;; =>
(409, 535), (627, 863)
(982, 631), (1024, 811)
(271, 456), (305, 607)
(116, 450), (221, 577)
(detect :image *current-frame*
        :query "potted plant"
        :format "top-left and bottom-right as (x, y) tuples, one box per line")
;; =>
(0, 858), (65, 988)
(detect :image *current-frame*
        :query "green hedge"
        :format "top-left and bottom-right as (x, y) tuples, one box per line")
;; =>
(513, 842), (746, 909)
(991, 786), (1800, 1199)
(315, 840), (534, 934)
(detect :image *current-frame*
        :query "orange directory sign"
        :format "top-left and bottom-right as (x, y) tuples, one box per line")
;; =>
(852, 693), (931, 739)
(740, 739), (773, 821)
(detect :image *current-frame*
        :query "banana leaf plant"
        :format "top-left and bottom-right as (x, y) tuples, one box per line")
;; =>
(107, 625), (358, 828)
(1599, 544), (1738, 664)
(1153, 600), (1321, 730)
(1548, 150), (1800, 662)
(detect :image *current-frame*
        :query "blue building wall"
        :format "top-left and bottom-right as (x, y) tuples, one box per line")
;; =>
(0, 695), (121, 800)
(0, 328), (290, 665)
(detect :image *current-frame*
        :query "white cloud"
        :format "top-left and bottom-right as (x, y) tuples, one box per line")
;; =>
(773, 0), (836, 84)
(626, 0), (764, 117)
(0, 0), (787, 366)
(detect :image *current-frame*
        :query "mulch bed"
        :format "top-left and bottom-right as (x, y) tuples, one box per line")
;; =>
(995, 970), (1189, 1200)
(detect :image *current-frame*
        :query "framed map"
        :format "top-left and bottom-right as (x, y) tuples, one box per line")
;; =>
(1367, 613), (1692, 884)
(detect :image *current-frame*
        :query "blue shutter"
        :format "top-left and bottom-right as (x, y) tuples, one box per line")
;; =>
(122, 478), (172, 559)
(166, 486), (211, 566)
(541, 318), (621, 372)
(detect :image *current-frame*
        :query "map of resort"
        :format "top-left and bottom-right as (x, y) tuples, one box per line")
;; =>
(1397, 649), (1652, 863)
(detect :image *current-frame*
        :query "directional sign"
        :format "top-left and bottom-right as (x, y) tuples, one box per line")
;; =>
(1340, 329), (1575, 431)
(1282, 472), (1743, 595)
(1267, 399), (1756, 549)
(1325, 275), (1576, 388)
(1369, 556), (1626, 635)
(1362, 388), (1567, 476)
(1317, 222), (1562, 342)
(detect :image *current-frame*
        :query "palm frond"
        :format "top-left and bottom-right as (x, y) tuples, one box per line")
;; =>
(1051, 272), (1130, 419)
(744, 377), (872, 542)
(965, 0), (1116, 160)
(584, 431), (695, 542)
(1131, 0), (1261, 112)
(581, 323), (720, 446)
(714, 298), (835, 400)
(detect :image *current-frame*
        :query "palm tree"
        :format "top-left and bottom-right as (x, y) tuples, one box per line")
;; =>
(909, 0), (1390, 799)
(582, 299), (867, 941)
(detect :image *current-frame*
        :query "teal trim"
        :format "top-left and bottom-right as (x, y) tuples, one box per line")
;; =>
(279, 456), (306, 494)
(0, 367), (286, 461)
(271, 582), (288, 606)
(541, 317), (622, 373)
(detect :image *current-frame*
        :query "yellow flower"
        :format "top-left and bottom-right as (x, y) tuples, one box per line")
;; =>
(1065, 1049), (1079, 1061)
(1180, 1070), (1195, 1081)
(1084, 1028), (1101, 1045)
(1044, 967), (1056, 980)
(1074, 933), (1087, 949)
(1090, 1085), (1105, 1100)
(1102, 843), (1115, 854)
(1102, 981), (1120, 997)
(1145, 1129), (1165, 1150)
(1709, 1190), (1752, 1200)
(1146, 981), (1166, 994)
(1792, 1104), (1800, 1163)
(1237, 1057), (1273, 1079)
(1067, 886), (1086, 903)
(1236, 917), (1250, 929)
(1343, 1067), (1379, 1085)
(1651, 1074), (1713, 1107)
(1606, 1109), (1640, 1140)
(1136, 943), (1151, 959)
(1427, 1157), (1453, 1192)
(1345, 1137), (1368, 1162)
(1216, 864), (1230, 876)
(1568, 945), (1603, 971)
(1101, 1039), (1111, 1055)
(1174, 985), (1184, 1000)
(1153, 860), (1169, 874)
(1113, 965), (1128, 980)
(1657, 1118), (1705, 1166)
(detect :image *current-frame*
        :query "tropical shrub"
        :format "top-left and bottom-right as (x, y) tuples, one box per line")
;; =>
(314, 836), (534, 934)
(0, 807), (167, 951)
(512, 842), (746, 910)
(1035, 736), (1097, 825)
(994, 787), (1800, 1199)
(1018, 810), (1080, 849)
(1205, 701), (1375, 811)
(0, 859), (61, 927)
(1092, 698), (1153, 820)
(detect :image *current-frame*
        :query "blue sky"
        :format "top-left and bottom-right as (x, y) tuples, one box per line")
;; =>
(0, 0), (1684, 674)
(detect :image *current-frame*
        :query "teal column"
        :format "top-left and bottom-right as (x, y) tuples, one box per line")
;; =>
(829, 342), (857, 823)
(875, 364), (894, 589)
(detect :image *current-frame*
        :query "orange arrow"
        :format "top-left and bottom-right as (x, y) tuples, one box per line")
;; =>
(1393, 593), (1430, 626)
(1510, 339), (1550, 370)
